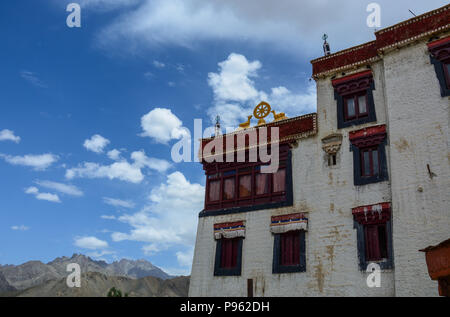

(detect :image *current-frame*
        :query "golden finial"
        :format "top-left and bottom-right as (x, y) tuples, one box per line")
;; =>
(236, 101), (288, 131)
(253, 101), (271, 125)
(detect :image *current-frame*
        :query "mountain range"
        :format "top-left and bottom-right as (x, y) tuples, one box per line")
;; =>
(6, 272), (189, 297)
(0, 254), (187, 296)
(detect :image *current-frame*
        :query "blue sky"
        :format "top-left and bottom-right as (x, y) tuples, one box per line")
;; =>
(0, 0), (447, 275)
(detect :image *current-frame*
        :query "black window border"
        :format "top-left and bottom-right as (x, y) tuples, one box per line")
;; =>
(213, 238), (243, 276)
(335, 81), (377, 129)
(354, 219), (394, 271)
(351, 139), (389, 186)
(272, 230), (306, 274)
(430, 56), (450, 97)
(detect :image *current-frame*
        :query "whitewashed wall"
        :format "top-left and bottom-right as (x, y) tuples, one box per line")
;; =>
(189, 38), (449, 297)
(382, 39), (450, 297)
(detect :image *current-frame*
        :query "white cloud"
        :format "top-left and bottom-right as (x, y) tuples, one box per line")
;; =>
(0, 129), (21, 143)
(95, 0), (449, 56)
(11, 225), (29, 231)
(74, 236), (109, 250)
(142, 243), (164, 255)
(66, 161), (144, 183)
(25, 186), (61, 203)
(130, 150), (172, 172)
(176, 247), (194, 268)
(107, 149), (122, 161)
(65, 150), (170, 183)
(83, 134), (110, 153)
(0, 153), (58, 170)
(103, 197), (135, 209)
(153, 60), (165, 68)
(86, 250), (116, 260)
(35, 180), (84, 197)
(208, 53), (261, 102)
(101, 215), (117, 220)
(111, 171), (204, 257)
(79, 0), (138, 11)
(140, 108), (189, 144)
(25, 186), (39, 195)
(206, 53), (317, 128)
(20, 70), (47, 88)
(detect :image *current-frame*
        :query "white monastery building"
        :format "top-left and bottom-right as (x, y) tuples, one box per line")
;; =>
(189, 4), (450, 297)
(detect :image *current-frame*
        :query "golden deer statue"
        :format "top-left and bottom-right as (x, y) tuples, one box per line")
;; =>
(238, 115), (253, 130)
(271, 110), (288, 122)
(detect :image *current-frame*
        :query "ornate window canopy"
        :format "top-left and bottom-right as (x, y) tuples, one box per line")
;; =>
(428, 36), (450, 97)
(428, 36), (450, 62)
(352, 202), (391, 225)
(214, 221), (245, 240)
(270, 213), (308, 234)
(332, 70), (373, 96)
(321, 133), (343, 155)
(349, 124), (387, 148)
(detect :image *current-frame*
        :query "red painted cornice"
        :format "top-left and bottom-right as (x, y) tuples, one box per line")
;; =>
(311, 4), (450, 77)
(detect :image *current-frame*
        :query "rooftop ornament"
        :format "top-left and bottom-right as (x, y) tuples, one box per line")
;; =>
(237, 102), (288, 130)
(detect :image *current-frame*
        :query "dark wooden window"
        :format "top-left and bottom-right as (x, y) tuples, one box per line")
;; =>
(350, 127), (388, 186)
(444, 62), (450, 89)
(360, 147), (380, 177)
(428, 38), (450, 97)
(280, 231), (301, 266)
(353, 204), (393, 270)
(203, 146), (293, 215)
(214, 237), (243, 276)
(344, 93), (369, 122)
(364, 224), (388, 261)
(220, 238), (240, 268)
(272, 168), (286, 193)
(273, 230), (306, 274)
(333, 71), (377, 129)
(328, 154), (337, 166)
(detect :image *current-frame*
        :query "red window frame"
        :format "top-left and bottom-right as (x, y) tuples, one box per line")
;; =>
(360, 146), (380, 177)
(364, 224), (388, 262)
(205, 162), (288, 211)
(343, 92), (369, 122)
(279, 231), (301, 266)
(220, 238), (240, 269)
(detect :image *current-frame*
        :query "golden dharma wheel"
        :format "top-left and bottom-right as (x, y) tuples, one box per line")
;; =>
(253, 102), (271, 119)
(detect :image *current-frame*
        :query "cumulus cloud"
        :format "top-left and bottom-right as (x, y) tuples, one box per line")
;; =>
(206, 53), (316, 128)
(140, 108), (190, 144)
(208, 53), (261, 102)
(111, 171), (204, 267)
(0, 153), (58, 170)
(0, 129), (21, 143)
(74, 236), (109, 250)
(103, 197), (135, 209)
(107, 149), (122, 161)
(83, 134), (110, 153)
(101, 215), (117, 220)
(35, 180), (83, 197)
(65, 150), (170, 183)
(130, 150), (172, 172)
(25, 186), (61, 203)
